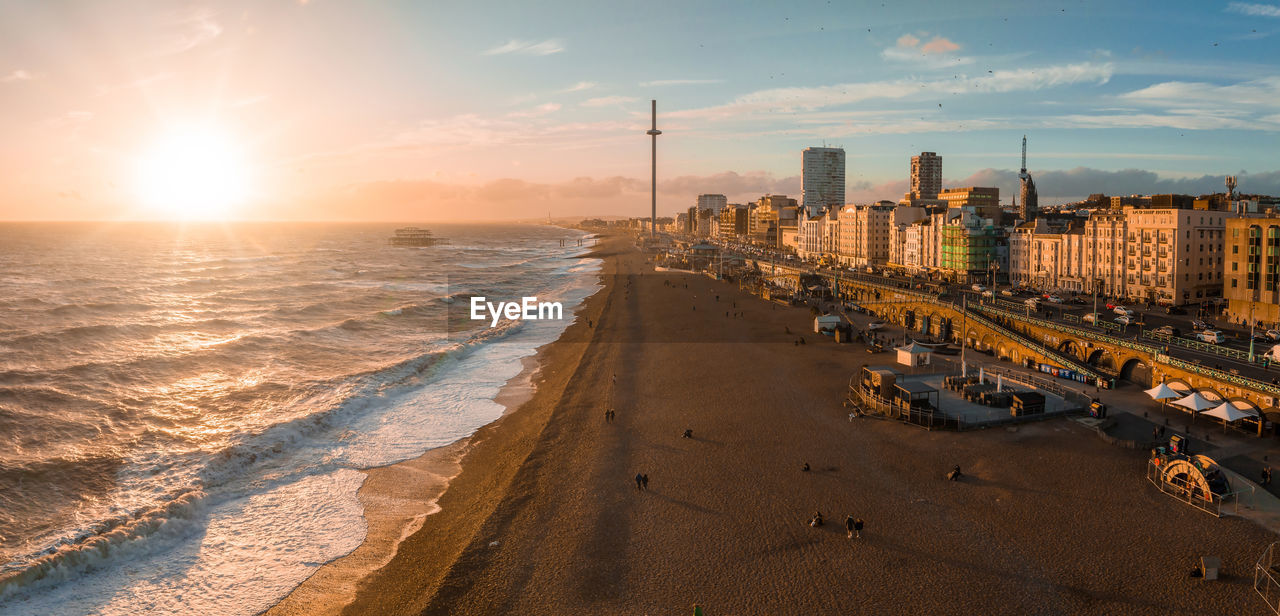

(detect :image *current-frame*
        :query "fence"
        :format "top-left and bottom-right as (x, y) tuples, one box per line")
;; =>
(1143, 330), (1256, 363)
(1256, 542), (1280, 615)
(978, 366), (1092, 410)
(974, 304), (1164, 357)
(1145, 460), (1255, 517)
(1163, 356), (1280, 398)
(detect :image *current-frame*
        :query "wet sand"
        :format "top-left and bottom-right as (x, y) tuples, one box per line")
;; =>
(278, 233), (1279, 615)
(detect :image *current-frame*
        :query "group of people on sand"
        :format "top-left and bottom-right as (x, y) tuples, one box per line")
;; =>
(806, 511), (864, 539)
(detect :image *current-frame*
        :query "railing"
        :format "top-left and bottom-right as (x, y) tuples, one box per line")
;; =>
(974, 304), (1163, 356)
(850, 383), (962, 430)
(1144, 330), (1255, 362)
(979, 366), (1092, 409)
(1164, 356), (1280, 397)
(963, 308), (1105, 380)
(1146, 460), (1255, 517)
(1255, 542), (1280, 615)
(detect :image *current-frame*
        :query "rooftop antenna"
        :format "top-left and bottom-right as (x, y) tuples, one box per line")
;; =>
(646, 100), (661, 239)
(1226, 175), (1237, 200)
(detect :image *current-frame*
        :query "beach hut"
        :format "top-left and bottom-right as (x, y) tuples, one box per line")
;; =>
(896, 341), (933, 367)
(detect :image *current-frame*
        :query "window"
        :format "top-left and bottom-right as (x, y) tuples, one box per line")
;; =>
(1232, 278), (1238, 288)
(1235, 245), (1240, 254)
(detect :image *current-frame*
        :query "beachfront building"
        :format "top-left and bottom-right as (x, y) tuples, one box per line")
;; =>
(940, 208), (1003, 284)
(801, 147), (845, 218)
(696, 209), (715, 237)
(1224, 216), (1280, 326)
(1007, 206), (1232, 304)
(718, 205), (750, 238)
(747, 195), (799, 248)
(887, 206), (930, 269)
(697, 193), (727, 214)
(910, 152), (942, 200)
(837, 202), (894, 267)
(798, 211), (838, 262)
(939, 187), (1001, 221)
(1123, 207), (1227, 305)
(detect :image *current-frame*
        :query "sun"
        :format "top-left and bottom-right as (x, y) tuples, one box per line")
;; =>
(135, 127), (251, 220)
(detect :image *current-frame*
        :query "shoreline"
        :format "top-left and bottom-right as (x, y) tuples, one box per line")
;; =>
(264, 235), (609, 616)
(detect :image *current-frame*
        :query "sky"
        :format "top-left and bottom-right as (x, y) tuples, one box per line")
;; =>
(1, 0), (1278, 221)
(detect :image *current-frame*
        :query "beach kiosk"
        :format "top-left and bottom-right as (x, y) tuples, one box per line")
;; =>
(894, 380), (938, 415)
(895, 341), (933, 367)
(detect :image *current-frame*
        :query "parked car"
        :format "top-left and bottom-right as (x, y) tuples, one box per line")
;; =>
(971, 284), (986, 292)
(1105, 302), (1118, 310)
(1115, 315), (1133, 326)
(1069, 297), (1088, 305)
(981, 290), (994, 298)
(1024, 298), (1040, 308)
(1113, 306), (1134, 316)
(1152, 325), (1180, 336)
(1164, 306), (1186, 315)
(1197, 330), (1225, 344)
(1268, 329), (1280, 341)
(1083, 312), (1102, 324)
(1000, 289), (1015, 297)
(1047, 295), (1064, 303)
(1191, 319), (1209, 331)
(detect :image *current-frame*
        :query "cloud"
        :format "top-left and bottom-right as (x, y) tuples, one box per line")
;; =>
(154, 7), (222, 56)
(883, 34), (970, 67)
(669, 62), (1113, 118)
(305, 171), (801, 220)
(506, 102), (561, 117)
(563, 81), (595, 92)
(2, 69), (32, 83)
(1227, 2), (1280, 17)
(482, 38), (565, 56)
(920, 37), (961, 54)
(1119, 76), (1280, 108)
(639, 79), (725, 87)
(949, 167), (1280, 203)
(581, 95), (638, 107)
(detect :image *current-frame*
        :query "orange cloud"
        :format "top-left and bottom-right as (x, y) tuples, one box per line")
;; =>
(920, 36), (960, 54)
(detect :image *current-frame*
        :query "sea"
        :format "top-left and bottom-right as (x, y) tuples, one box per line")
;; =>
(0, 222), (600, 615)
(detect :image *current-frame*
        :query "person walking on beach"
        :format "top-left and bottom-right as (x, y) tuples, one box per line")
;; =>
(635, 473), (644, 490)
(641, 474), (649, 490)
(845, 514), (856, 539)
(853, 518), (863, 538)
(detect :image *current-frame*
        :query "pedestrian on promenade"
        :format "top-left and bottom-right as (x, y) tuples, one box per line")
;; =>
(853, 518), (864, 539)
(1263, 466), (1272, 486)
(635, 473), (644, 490)
(641, 474), (649, 490)
(845, 514), (856, 539)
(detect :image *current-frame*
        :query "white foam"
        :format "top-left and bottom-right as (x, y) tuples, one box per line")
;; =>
(0, 229), (602, 616)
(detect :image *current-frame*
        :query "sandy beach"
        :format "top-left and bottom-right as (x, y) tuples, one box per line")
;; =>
(274, 233), (1278, 615)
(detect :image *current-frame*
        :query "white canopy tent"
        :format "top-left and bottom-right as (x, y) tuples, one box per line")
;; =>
(1204, 401), (1259, 432)
(1145, 383), (1182, 401)
(1172, 392), (1217, 412)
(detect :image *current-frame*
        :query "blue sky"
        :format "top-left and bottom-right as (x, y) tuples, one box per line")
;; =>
(0, 0), (1278, 219)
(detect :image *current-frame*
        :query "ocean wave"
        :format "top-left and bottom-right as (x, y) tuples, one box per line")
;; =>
(0, 489), (206, 599)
